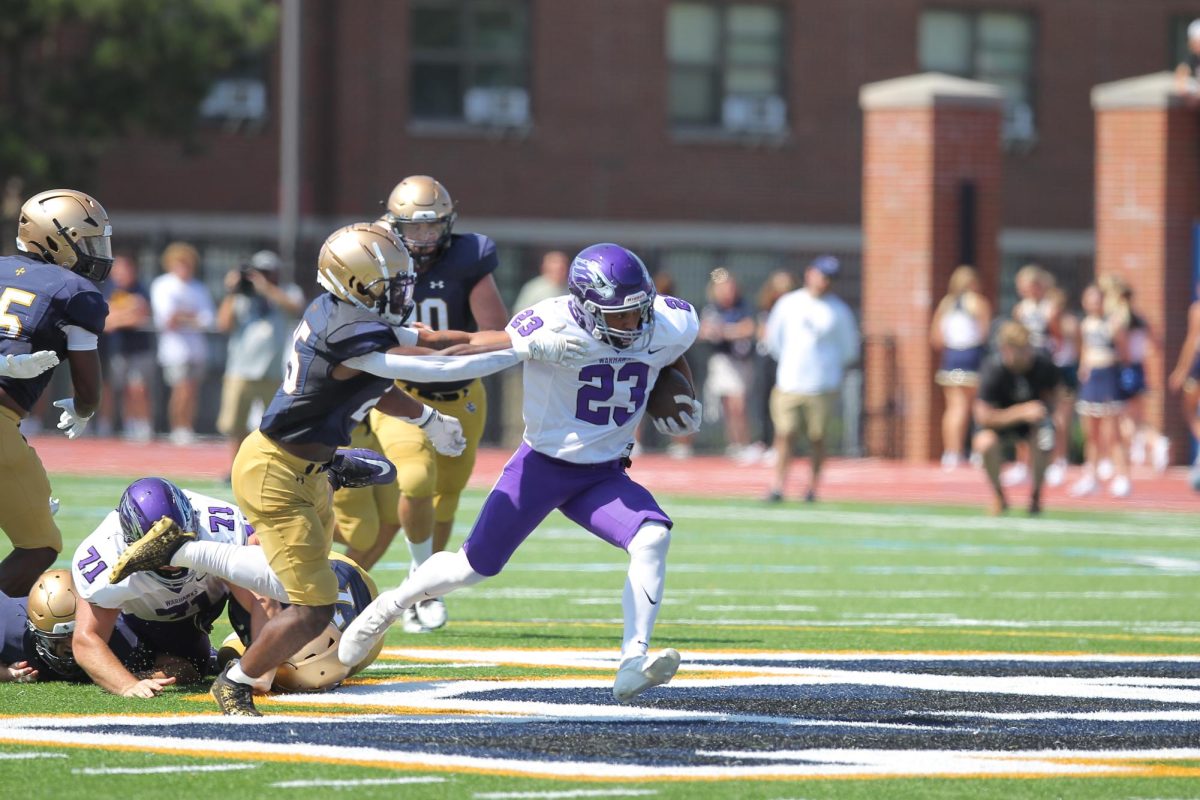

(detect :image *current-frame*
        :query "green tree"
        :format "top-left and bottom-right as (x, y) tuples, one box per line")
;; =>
(0, 0), (278, 194)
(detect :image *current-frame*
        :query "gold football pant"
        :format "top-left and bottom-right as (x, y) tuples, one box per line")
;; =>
(231, 430), (338, 606)
(0, 406), (61, 552)
(369, 378), (488, 524)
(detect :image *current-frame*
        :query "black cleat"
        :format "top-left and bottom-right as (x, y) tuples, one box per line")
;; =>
(108, 517), (195, 585)
(210, 661), (262, 717)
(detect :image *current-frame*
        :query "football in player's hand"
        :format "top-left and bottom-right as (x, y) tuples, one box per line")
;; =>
(647, 367), (695, 425)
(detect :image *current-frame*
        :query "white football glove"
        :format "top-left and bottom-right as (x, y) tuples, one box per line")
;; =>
(0, 351), (59, 380)
(509, 323), (588, 367)
(417, 407), (467, 457)
(52, 398), (93, 440)
(651, 396), (703, 437)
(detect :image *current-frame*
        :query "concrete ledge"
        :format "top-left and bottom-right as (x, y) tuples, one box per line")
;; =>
(859, 72), (1005, 110)
(1091, 72), (1183, 110)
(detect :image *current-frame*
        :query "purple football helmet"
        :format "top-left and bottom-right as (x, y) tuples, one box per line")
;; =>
(117, 477), (198, 588)
(567, 243), (656, 349)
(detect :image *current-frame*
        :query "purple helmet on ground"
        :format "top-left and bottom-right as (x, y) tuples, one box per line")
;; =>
(117, 477), (198, 588)
(567, 243), (656, 349)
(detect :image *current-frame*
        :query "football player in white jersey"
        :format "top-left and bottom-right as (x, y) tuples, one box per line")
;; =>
(339, 243), (702, 703)
(70, 477), (274, 697)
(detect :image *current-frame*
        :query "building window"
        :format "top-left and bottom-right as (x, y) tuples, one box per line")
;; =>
(1170, 15), (1197, 69)
(199, 52), (269, 130)
(918, 9), (1037, 147)
(666, 2), (786, 135)
(410, 0), (530, 127)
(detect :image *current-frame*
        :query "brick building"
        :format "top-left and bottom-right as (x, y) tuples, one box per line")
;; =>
(79, 0), (1200, 453)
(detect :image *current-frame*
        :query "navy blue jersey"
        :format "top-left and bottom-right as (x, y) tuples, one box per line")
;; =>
(0, 254), (108, 412)
(259, 293), (404, 448)
(0, 591), (145, 682)
(227, 556), (374, 645)
(409, 232), (498, 393)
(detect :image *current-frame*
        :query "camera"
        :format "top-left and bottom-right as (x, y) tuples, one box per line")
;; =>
(236, 267), (256, 295)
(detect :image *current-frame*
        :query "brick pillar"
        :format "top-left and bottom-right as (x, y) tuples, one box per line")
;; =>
(1092, 72), (1198, 462)
(859, 74), (1004, 463)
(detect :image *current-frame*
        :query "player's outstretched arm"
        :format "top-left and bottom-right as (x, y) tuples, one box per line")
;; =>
(73, 599), (175, 697)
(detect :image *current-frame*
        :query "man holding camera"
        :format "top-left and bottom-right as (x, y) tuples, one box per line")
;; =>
(216, 251), (306, 477)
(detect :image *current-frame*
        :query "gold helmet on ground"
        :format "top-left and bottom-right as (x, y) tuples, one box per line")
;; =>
(25, 569), (81, 676)
(272, 553), (383, 691)
(16, 189), (113, 281)
(381, 175), (456, 272)
(316, 222), (415, 326)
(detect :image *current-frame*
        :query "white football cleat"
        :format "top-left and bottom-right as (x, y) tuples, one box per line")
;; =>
(338, 590), (404, 666)
(612, 648), (681, 704)
(401, 605), (430, 634)
(415, 596), (447, 630)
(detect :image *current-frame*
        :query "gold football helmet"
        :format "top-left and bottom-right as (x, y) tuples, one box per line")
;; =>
(25, 569), (81, 676)
(316, 222), (416, 326)
(381, 175), (456, 272)
(16, 189), (113, 281)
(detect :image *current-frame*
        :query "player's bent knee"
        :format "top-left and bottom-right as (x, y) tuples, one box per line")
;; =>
(628, 523), (671, 558)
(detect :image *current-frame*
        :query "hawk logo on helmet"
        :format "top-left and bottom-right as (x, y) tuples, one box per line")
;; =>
(570, 257), (618, 301)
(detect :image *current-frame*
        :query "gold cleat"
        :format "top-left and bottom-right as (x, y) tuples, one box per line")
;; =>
(210, 661), (262, 717)
(108, 517), (196, 585)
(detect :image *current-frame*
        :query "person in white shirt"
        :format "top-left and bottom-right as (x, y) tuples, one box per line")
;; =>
(149, 242), (215, 445)
(763, 255), (860, 502)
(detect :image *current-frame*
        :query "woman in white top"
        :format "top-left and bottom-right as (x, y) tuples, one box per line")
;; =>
(1072, 283), (1130, 498)
(930, 265), (990, 469)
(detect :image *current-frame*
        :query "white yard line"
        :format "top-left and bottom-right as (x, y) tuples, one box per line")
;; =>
(271, 777), (445, 787)
(71, 764), (257, 775)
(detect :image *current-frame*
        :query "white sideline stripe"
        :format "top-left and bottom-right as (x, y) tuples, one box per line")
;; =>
(272, 777), (445, 787)
(0, 752), (67, 760)
(362, 662), (498, 671)
(932, 710), (1200, 721)
(71, 764), (257, 775)
(474, 791), (658, 798)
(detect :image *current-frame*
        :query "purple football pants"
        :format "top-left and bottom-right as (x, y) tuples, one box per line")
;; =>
(462, 443), (672, 577)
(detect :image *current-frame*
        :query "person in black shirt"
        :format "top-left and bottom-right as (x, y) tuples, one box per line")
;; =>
(972, 321), (1062, 515)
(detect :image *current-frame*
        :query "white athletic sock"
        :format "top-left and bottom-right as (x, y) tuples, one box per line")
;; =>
(621, 524), (671, 661)
(383, 549), (484, 613)
(407, 536), (434, 576)
(227, 660), (274, 692)
(172, 541), (289, 602)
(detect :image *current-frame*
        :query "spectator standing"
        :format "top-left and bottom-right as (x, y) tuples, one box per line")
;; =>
(748, 269), (799, 463)
(1044, 286), (1080, 487)
(514, 250), (569, 310)
(971, 322), (1062, 515)
(1104, 278), (1170, 472)
(98, 255), (155, 442)
(150, 242), (215, 446)
(930, 265), (991, 470)
(699, 268), (757, 459)
(1167, 282), (1200, 489)
(763, 255), (859, 502)
(215, 250), (306, 477)
(1071, 283), (1130, 498)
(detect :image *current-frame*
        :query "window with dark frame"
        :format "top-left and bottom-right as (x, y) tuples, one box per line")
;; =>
(666, 1), (786, 134)
(1170, 15), (1198, 69)
(918, 8), (1037, 146)
(409, 0), (530, 126)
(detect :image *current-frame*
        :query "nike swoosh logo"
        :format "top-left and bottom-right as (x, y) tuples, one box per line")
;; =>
(642, 587), (658, 606)
(648, 347), (666, 355)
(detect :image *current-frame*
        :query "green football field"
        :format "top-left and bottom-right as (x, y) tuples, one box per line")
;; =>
(2, 473), (1198, 799)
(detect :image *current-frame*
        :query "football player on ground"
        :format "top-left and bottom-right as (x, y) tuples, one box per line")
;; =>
(110, 222), (583, 715)
(0, 570), (148, 684)
(0, 190), (113, 597)
(70, 478), (280, 697)
(339, 243), (702, 704)
(335, 176), (507, 634)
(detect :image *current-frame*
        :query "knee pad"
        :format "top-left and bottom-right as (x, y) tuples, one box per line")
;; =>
(628, 523), (671, 558)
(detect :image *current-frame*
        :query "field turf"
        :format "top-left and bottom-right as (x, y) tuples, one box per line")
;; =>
(1, 473), (1197, 798)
